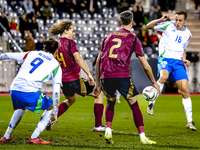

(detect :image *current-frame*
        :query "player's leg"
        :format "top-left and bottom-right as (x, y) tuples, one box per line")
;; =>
(116, 90), (121, 103)
(29, 92), (54, 144)
(101, 78), (116, 144)
(147, 69), (169, 115)
(56, 80), (79, 118)
(119, 77), (156, 144)
(92, 91), (105, 132)
(1, 91), (29, 142)
(175, 79), (196, 131)
(1, 108), (28, 142)
(83, 78), (105, 132)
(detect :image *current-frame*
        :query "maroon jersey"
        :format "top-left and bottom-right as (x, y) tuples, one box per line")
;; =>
(57, 38), (80, 82)
(100, 28), (144, 79)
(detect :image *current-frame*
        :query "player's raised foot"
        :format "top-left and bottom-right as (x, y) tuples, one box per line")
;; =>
(116, 99), (121, 103)
(141, 137), (156, 145)
(186, 121), (196, 131)
(46, 120), (57, 131)
(0, 136), (13, 142)
(29, 137), (51, 144)
(104, 128), (114, 144)
(93, 125), (106, 132)
(147, 103), (154, 115)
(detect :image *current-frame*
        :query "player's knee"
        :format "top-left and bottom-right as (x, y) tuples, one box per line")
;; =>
(127, 96), (137, 105)
(159, 75), (168, 83)
(181, 88), (189, 98)
(95, 91), (104, 103)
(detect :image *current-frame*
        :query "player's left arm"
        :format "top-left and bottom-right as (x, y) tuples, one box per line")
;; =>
(181, 50), (190, 67)
(93, 51), (102, 97)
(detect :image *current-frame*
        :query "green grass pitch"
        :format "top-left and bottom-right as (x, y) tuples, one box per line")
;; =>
(0, 94), (199, 150)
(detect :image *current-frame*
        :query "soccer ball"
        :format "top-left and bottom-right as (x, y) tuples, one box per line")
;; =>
(142, 86), (159, 101)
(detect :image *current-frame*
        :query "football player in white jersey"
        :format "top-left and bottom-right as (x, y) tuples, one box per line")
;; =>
(0, 39), (62, 144)
(146, 10), (196, 131)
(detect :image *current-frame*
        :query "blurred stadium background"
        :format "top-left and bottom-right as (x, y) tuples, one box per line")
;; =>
(0, 0), (199, 93)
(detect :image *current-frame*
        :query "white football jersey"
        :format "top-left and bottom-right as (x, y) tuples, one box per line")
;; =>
(2, 51), (62, 92)
(154, 21), (192, 60)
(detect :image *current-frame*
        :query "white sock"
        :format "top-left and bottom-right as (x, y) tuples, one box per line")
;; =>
(31, 110), (52, 139)
(116, 90), (121, 100)
(139, 132), (146, 139)
(182, 97), (193, 123)
(105, 127), (112, 134)
(4, 109), (28, 139)
(149, 81), (164, 106)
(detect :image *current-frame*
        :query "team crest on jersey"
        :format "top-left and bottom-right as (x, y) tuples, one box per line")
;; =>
(161, 61), (167, 68)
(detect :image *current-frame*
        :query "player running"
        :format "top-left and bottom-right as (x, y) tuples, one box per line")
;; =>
(0, 39), (62, 144)
(93, 10), (161, 144)
(146, 10), (196, 131)
(47, 20), (105, 132)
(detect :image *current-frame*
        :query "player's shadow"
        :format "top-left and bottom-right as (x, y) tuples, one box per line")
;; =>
(155, 144), (200, 149)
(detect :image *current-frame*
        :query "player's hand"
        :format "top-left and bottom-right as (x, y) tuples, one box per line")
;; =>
(87, 74), (95, 85)
(93, 85), (101, 97)
(152, 82), (161, 95)
(181, 57), (190, 67)
(50, 114), (57, 125)
(161, 14), (168, 22)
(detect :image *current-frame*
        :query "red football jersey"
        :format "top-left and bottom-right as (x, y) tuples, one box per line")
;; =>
(100, 28), (144, 79)
(57, 38), (80, 82)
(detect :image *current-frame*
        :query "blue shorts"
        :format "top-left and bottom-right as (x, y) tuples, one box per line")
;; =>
(157, 57), (188, 82)
(10, 91), (53, 114)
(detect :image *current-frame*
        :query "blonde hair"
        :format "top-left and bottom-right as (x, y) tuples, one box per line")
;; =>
(49, 20), (72, 36)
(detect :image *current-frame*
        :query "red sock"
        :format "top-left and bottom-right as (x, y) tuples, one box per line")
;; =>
(129, 101), (144, 133)
(57, 102), (69, 118)
(105, 100), (116, 128)
(94, 103), (104, 127)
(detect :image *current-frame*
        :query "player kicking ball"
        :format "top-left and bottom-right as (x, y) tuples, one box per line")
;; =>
(0, 39), (62, 144)
(93, 10), (161, 145)
(146, 10), (196, 131)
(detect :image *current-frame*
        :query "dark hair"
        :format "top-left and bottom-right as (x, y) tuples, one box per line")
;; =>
(44, 38), (58, 54)
(120, 10), (133, 25)
(49, 20), (72, 36)
(176, 10), (187, 20)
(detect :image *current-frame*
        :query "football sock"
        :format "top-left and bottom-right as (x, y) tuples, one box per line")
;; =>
(31, 110), (52, 139)
(105, 100), (116, 128)
(139, 132), (146, 139)
(4, 109), (28, 139)
(182, 97), (193, 123)
(129, 101), (144, 128)
(94, 103), (104, 127)
(116, 90), (121, 100)
(57, 102), (69, 118)
(149, 81), (164, 105)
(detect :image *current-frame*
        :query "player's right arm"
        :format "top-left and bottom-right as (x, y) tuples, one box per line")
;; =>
(146, 14), (169, 29)
(138, 56), (161, 95)
(73, 52), (94, 85)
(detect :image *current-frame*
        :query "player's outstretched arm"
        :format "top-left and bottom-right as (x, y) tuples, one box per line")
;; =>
(93, 51), (102, 97)
(0, 52), (28, 63)
(146, 14), (169, 29)
(138, 56), (161, 95)
(73, 52), (95, 85)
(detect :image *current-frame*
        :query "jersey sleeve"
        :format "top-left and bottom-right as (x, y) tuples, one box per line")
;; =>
(154, 21), (171, 33)
(51, 65), (62, 116)
(135, 38), (144, 57)
(1, 52), (29, 64)
(70, 41), (79, 55)
(183, 34), (192, 49)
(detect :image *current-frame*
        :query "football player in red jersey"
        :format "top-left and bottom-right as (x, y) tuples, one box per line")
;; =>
(47, 20), (105, 132)
(93, 10), (161, 144)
